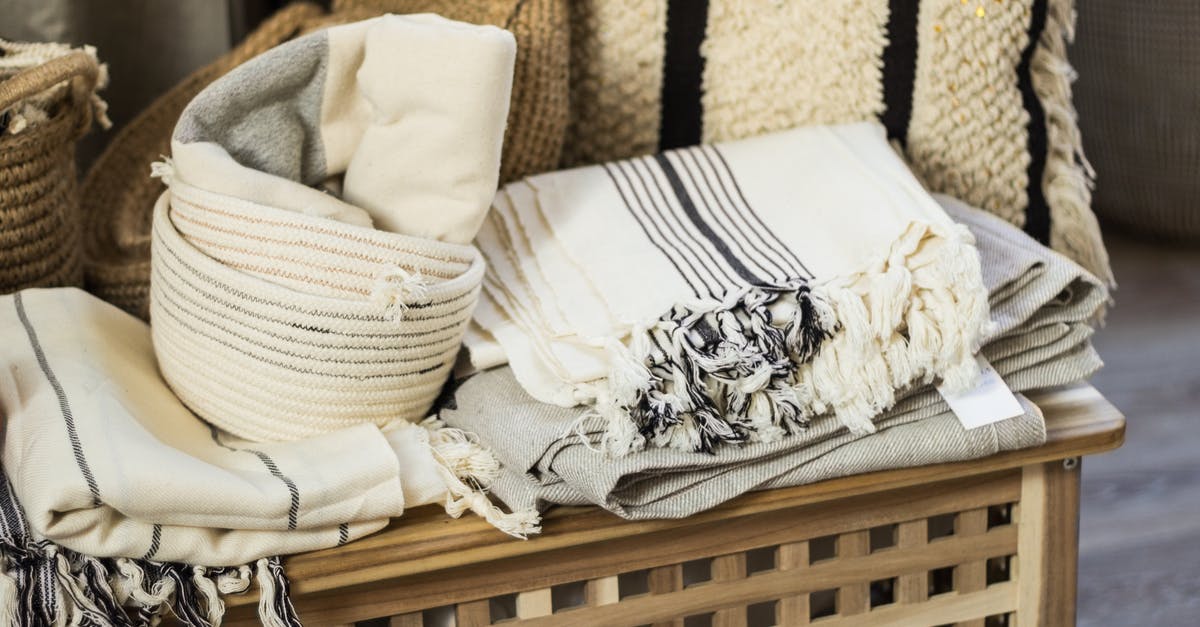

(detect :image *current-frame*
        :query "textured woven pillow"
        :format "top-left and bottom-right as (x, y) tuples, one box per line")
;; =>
(564, 0), (1111, 284)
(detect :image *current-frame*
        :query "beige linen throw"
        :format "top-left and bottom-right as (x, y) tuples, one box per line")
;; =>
(470, 122), (992, 454)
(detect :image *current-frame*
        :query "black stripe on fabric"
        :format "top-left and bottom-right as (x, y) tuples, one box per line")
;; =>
(13, 293), (101, 507)
(659, 0), (709, 150)
(882, 0), (920, 145)
(249, 451), (301, 530)
(337, 523), (350, 547)
(143, 524), (162, 560)
(704, 146), (815, 278)
(603, 163), (712, 297)
(653, 153), (766, 286)
(1018, 0), (1051, 244)
(0, 471), (25, 539)
(630, 157), (744, 292)
(674, 148), (793, 283)
(700, 146), (811, 278)
(208, 427), (300, 531)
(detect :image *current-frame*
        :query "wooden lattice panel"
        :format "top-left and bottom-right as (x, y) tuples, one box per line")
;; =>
(341, 464), (1072, 627)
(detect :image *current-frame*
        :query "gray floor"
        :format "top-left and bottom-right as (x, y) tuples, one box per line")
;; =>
(1078, 232), (1200, 626)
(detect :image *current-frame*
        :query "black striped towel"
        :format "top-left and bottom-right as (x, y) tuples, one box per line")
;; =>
(468, 122), (992, 454)
(0, 289), (537, 625)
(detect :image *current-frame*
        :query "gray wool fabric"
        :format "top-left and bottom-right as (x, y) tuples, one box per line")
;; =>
(439, 199), (1107, 519)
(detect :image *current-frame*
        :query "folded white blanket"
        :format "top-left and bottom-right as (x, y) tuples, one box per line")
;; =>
(0, 289), (537, 624)
(471, 122), (992, 453)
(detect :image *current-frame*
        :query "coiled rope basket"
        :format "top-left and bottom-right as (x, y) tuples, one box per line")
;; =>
(0, 50), (100, 294)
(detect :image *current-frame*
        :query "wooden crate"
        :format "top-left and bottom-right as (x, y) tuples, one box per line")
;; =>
(224, 384), (1123, 627)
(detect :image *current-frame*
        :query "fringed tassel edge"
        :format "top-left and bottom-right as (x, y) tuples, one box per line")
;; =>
(0, 543), (299, 626)
(0, 40), (111, 135)
(421, 418), (542, 539)
(795, 222), (992, 434)
(1032, 0), (1115, 289)
(595, 220), (992, 455)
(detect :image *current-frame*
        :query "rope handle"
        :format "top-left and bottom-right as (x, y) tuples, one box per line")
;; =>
(0, 50), (99, 113)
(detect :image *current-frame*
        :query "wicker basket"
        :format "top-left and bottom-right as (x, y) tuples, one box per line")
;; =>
(0, 51), (100, 294)
(1073, 1), (1200, 242)
(80, 2), (326, 320)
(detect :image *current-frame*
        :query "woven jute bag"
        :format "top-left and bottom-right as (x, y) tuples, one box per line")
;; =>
(81, 2), (327, 320)
(1, 51), (100, 294)
(84, 0), (569, 321)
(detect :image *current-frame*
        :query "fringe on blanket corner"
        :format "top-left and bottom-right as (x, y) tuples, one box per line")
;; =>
(0, 544), (300, 626)
(593, 220), (992, 456)
(418, 418), (543, 539)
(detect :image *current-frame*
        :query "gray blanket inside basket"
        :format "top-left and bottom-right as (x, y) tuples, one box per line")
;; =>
(439, 199), (1106, 518)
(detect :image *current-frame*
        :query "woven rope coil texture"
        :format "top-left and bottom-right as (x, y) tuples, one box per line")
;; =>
(1, 51), (100, 294)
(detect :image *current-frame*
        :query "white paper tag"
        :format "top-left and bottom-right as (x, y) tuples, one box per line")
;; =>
(938, 355), (1025, 430)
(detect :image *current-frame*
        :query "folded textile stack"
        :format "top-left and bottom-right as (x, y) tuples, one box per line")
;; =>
(469, 122), (992, 453)
(443, 199), (1107, 517)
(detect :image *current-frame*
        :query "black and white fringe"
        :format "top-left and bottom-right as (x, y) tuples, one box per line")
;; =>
(0, 471), (300, 627)
(608, 281), (835, 454)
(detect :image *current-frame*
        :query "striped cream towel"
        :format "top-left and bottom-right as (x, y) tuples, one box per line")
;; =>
(151, 14), (515, 443)
(444, 200), (1108, 518)
(0, 289), (536, 625)
(471, 122), (991, 453)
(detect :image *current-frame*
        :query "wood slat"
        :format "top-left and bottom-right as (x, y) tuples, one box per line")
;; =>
(454, 600), (490, 627)
(516, 588), (552, 619)
(223, 383), (1121, 611)
(586, 575), (619, 607)
(711, 553), (748, 627)
(896, 519), (929, 605)
(836, 531), (871, 616)
(954, 508), (990, 627)
(235, 472), (1020, 625)
(814, 582), (1017, 627)
(776, 541), (810, 625)
(1015, 460), (1081, 627)
(512, 528), (1018, 627)
(388, 613), (423, 627)
(648, 565), (685, 627)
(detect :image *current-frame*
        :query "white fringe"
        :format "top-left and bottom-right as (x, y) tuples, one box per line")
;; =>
(797, 222), (991, 434)
(421, 418), (542, 538)
(596, 219), (992, 450)
(372, 266), (432, 322)
(1033, 0), (1114, 288)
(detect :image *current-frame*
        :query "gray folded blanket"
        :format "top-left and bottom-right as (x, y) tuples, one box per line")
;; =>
(440, 199), (1107, 518)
